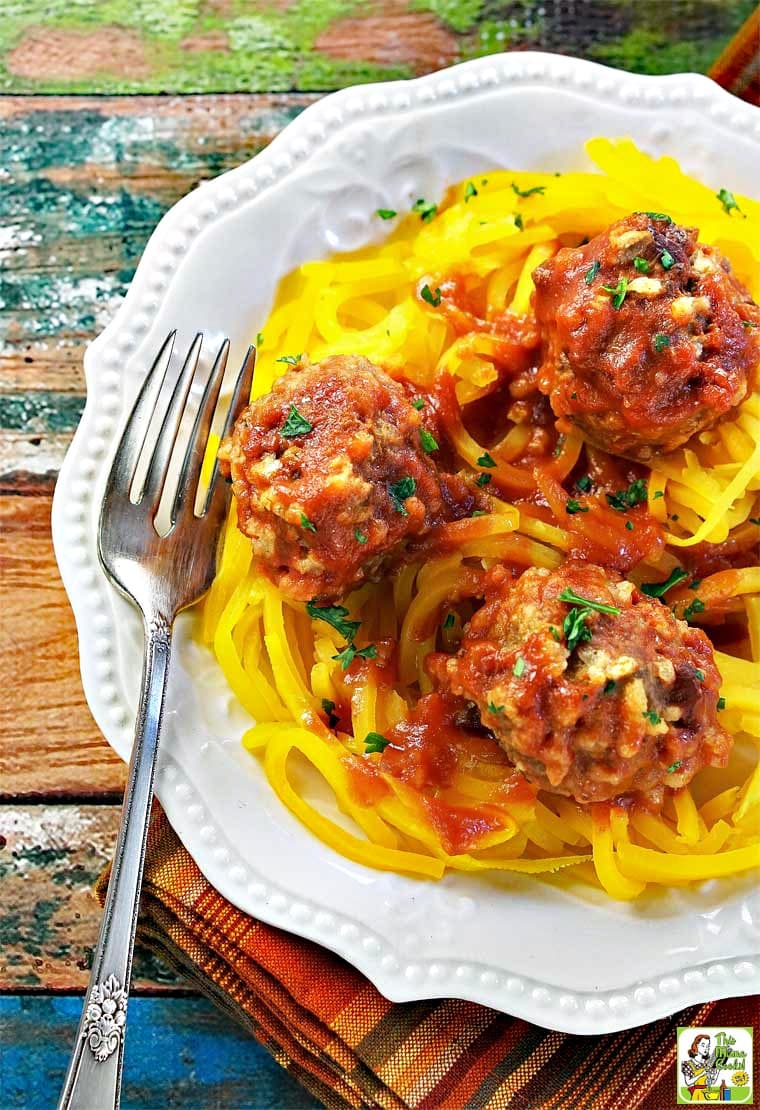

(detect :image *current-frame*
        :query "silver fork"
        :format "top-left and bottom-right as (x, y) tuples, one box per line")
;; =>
(59, 332), (254, 1110)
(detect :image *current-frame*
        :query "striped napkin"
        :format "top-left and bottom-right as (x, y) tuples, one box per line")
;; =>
(97, 17), (759, 1108)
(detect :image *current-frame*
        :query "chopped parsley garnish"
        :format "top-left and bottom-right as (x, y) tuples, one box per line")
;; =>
(576, 475), (592, 493)
(637, 211), (672, 223)
(256, 332), (264, 347)
(601, 276), (629, 310)
(716, 187), (740, 215)
(653, 333), (670, 352)
(565, 499), (588, 515)
(640, 567), (689, 598)
(281, 404), (313, 437)
(606, 478), (648, 511)
(584, 260), (601, 285)
(514, 213), (524, 231)
(470, 509), (487, 517)
(487, 701), (505, 714)
(603, 679), (617, 695)
(412, 197), (438, 222)
(642, 709), (662, 726)
(464, 181), (478, 202)
(683, 597), (706, 621)
(412, 397), (425, 410)
(558, 589), (621, 654)
(653, 490), (664, 499)
(306, 602), (360, 642)
(513, 656), (526, 678)
(549, 625), (561, 642)
(421, 283), (442, 307)
(376, 208), (397, 220)
(750, 517), (760, 526)
(420, 428), (439, 454)
(364, 731), (389, 754)
(742, 320), (758, 329)
(511, 182), (546, 198)
(321, 698), (339, 728)
(660, 249), (675, 270)
(666, 760), (682, 774)
(688, 579), (702, 590)
(443, 612), (455, 630)
(477, 451), (496, 468)
(625, 520), (634, 530)
(475, 473), (492, 487)
(276, 354), (302, 366)
(333, 642), (377, 670)
(389, 476), (417, 514)
(354, 528), (368, 545)
(695, 669), (705, 682)
(717, 696), (726, 711)
(300, 512), (316, 533)
(633, 257), (650, 273)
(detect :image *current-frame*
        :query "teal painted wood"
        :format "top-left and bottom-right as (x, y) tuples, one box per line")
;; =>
(0, 994), (321, 1109)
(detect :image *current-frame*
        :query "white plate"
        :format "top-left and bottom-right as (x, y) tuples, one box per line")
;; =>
(52, 52), (760, 1034)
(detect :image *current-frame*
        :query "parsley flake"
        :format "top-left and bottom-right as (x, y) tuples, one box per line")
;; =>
(256, 331), (264, 347)
(321, 698), (339, 728)
(576, 475), (593, 493)
(683, 597), (705, 621)
(633, 257), (650, 273)
(566, 499), (588, 515)
(558, 589), (621, 616)
(640, 567), (689, 598)
(749, 517), (760, 526)
(475, 473), (492, 487)
(412, 397), (425, 410)
(487, 701), (505, 714)
(606, 478), (648, 511)
(376, 208), (397, 220)
(643, 709), (662, 726)
(300, 512), (316, 533)
(364, 731), (389, 754)
(276, 354), (302, 366)
(464, 181), (478, 202)
(389, 476), (417, 514)
(666, 760), (682, 775)
(742, 320), (757, 329)
(333, 642), (377, 670)
(354, 528), (368, 545)
(653, 333), (670, 352)
(514, 213), (524, 231)
(412, 197), (437, 222)
(717, 188), (741, 215)
(477, 451), (496, 468)
(695, 668), (705, 682)
(601, 277), (629, 309)
(421, 283), (442, 307)
(443, 612), (455, 630)
(584, 260), (601, 285)
(513, 656), (526, 678)
(511, 182), (546, 198)
(559, 588), (621, 653)
(549, 625), (561, 642)
(281, 404), (313, 437)
(653, 490), (664, 499)
(660, 249), (675, 270)
(688, 579), (702, 590)
(717, 696), (726, 711)
(625, 520), (634, 530)
(637, 211), (673, 223)
(420, 427), (439, 454)
(470, 509), (487, 517)
(306, 602), (360, 642)
(603, 679), (617, 695)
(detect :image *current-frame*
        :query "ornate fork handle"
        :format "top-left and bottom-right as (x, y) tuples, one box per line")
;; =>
(59, 611), (173, 1110)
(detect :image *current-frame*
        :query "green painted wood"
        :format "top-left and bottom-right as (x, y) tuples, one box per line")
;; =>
(0, 0), (752, 95)
(0, 994), (321, 1108)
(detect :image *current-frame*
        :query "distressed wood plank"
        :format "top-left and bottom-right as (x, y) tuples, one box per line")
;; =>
(0, 0), (748, 96)
(0, 805), (182, 991)
(0, 495), (124, 798)
(0, 994), (320, 1108)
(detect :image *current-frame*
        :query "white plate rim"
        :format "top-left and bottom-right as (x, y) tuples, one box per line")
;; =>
(51, 51), (760, 1034)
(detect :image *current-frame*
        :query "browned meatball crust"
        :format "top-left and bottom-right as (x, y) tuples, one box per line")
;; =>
(219, 354), (458, 600)
(533, 213), (760, 461)
(428, 561), (731, 806)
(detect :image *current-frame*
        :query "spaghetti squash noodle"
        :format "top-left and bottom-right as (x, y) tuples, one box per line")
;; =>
(202, 138), (760, 899)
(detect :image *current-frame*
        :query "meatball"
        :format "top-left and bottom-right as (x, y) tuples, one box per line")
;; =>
(219, 354), (452, 600)
(427, 561), (731, 806)
(533, 213), (760, 461)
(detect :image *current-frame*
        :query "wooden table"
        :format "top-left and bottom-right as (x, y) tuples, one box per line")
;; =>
(0, 3), (750, 1106)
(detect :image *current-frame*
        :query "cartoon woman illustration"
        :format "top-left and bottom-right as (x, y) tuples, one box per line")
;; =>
(681, 1035), (720, 1101)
